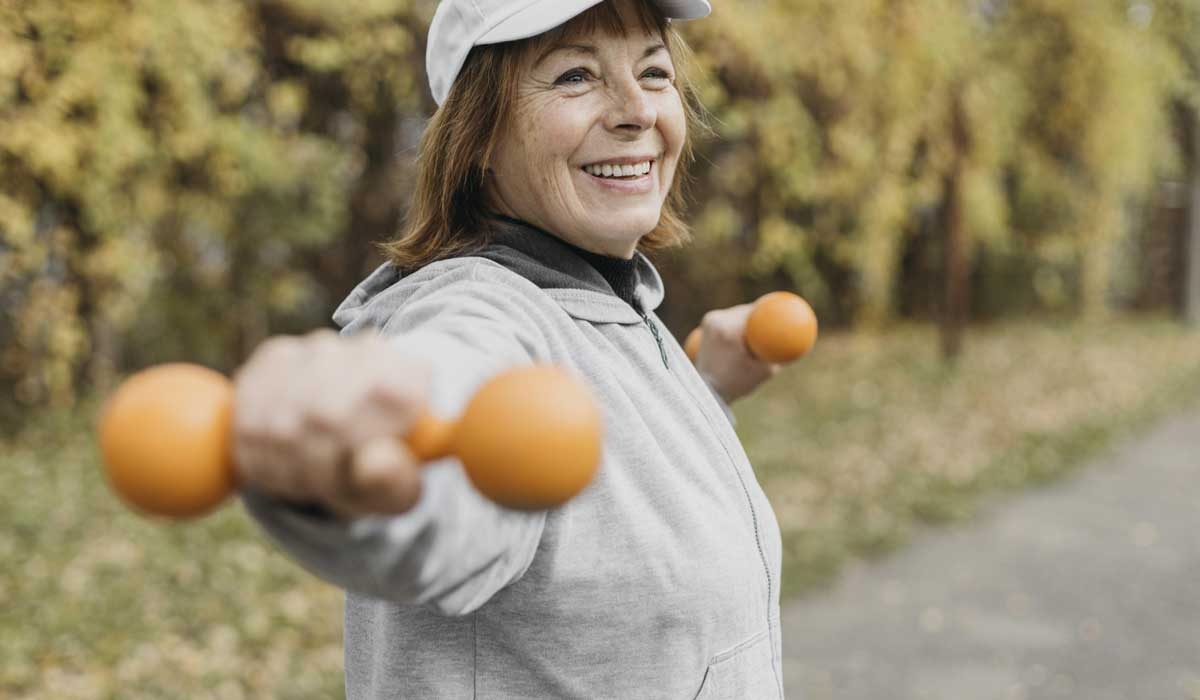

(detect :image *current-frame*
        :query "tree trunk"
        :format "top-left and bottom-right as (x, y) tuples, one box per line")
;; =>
(88, 314), (119, 396)
(1079, 199), (1120, 321)
(941, 90), (970, 361)
(942, 169), (968, 360)
(1185, 109), (1200, 326)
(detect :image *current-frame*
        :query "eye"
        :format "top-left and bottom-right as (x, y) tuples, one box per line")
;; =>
(555, 68), (593, 86)
(641, 67), (674, 85)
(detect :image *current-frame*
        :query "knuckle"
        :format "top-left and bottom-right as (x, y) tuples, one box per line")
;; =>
(262, 412), (302, 444)
(305, 398), (349, 432)
(231, 400), (256, 433)
(368, 376), (424, 411)
(258, 335), (300, 360)
(703, 318), (735, 342)
(308, 328), (342, 353)
(234, 412), (275, 449)
(308, 328), (339, 341)
(232, 359), (268, 393)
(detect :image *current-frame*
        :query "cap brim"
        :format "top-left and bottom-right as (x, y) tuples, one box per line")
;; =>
(653, 0), (711, 20)
(478, 0), (712, 46)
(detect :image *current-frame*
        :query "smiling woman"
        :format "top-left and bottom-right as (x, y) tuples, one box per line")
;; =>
(232, 1), (789, 699)
(382, 0), (706, 266)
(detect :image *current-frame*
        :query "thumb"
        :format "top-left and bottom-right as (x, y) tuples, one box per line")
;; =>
(338, 435), (423, 515)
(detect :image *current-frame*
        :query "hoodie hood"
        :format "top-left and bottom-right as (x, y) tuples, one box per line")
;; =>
(333, 218), (666, 330)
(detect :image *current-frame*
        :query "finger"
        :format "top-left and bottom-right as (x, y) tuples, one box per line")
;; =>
(702, 304), (754, 344)
(231, 438), (261, 487)
(250, 365), (316, 500)
(341, 355), (430, 446)
(293, 428), (346, 501)
(234, 335), (304, 388)
(359, 342), (430, 410)
(335, 436), (423, 516)
(305, 327), (341, 344)
(232, 396), (308, 502)
(726, 302), (755, 323)
(286, 334), (360, 495)
(233, 335), (304, 455)
(302, 337), (427, 505)
(236, 441), (309, 501)
(703, 303), (753, 328)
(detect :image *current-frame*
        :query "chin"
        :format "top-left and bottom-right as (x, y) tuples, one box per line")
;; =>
(588, 209), (661, 242)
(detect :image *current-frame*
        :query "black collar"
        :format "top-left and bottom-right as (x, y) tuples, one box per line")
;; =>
(476, 215), (643, 310)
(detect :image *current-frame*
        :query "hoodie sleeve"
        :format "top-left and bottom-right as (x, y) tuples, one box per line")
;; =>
(240, 263), (554, 616)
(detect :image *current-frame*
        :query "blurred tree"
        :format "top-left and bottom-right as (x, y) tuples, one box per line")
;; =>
(673, 0), (1018, 359)
(3, 0), (1199, 426)
(0, 0), (431, 424)
(998, 0), (1180, 318)
(669, 0), (1183, 338)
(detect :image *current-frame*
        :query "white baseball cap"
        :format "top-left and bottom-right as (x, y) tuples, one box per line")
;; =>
(426, 0), (712, 106)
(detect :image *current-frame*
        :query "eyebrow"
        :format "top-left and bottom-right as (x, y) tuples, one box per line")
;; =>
(534, 42), (667, 68)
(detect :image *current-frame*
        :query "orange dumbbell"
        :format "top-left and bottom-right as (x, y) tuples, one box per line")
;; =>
(685, 291), (818, 364)
(98, 363), (603, 519)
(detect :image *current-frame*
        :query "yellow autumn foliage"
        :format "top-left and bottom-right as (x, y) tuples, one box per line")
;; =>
(1, 0), (1198, 423)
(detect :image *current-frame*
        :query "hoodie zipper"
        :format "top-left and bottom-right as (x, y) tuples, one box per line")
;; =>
(636, 302), (775, 660)
(636, 306), (670, 370)
(666, 345), (779, 693)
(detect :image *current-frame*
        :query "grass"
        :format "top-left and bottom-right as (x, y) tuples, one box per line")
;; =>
(3, 316), (1200, 697)
(1, 409), (346, 700)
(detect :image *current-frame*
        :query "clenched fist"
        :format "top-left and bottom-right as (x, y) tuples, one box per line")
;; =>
(691, 305), (781, 404)
(232, 329), (429, 518)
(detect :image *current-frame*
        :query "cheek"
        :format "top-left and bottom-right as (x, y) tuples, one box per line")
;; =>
(498, 134), (558, 206)
(520, 110), (592, 199)
(522, 105), (588, 165)
(654, 97), (687, 192)
(660, 95), (687, 160)
(504, 128), (576, 219)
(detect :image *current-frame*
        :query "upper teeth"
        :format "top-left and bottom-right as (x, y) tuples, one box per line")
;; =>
(585, 161), (652, 178)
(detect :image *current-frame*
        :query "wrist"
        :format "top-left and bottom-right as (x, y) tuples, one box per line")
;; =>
(699, 371), (735, 406)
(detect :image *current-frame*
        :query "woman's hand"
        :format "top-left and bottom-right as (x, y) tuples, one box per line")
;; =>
(692, 305), (781, 404)
(232, 329), (430, 518)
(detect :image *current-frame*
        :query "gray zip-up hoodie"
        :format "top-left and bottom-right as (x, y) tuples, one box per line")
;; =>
(242, 219), (785, 699)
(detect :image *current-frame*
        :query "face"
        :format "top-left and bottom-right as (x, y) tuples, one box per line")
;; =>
(485, 0), (686, 259)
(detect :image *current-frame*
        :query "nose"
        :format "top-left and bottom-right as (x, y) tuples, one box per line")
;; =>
(602, 76), (656, 135)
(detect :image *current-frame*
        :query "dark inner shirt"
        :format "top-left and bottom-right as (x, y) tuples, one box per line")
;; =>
(487, 214), (642, 309)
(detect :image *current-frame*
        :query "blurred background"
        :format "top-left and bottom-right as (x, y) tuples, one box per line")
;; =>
(2, 0), (1200, 698)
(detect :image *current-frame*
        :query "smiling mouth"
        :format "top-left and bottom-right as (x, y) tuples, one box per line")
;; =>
(581, 160), (654, 180)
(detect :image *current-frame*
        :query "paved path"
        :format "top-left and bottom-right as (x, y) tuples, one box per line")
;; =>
(781, 410), (1200, 700)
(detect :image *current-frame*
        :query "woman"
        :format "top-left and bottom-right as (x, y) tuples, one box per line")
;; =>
(236, 0), (785, 697)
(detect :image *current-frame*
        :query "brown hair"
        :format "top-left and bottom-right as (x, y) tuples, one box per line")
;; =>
(380, 0), (707, 269)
